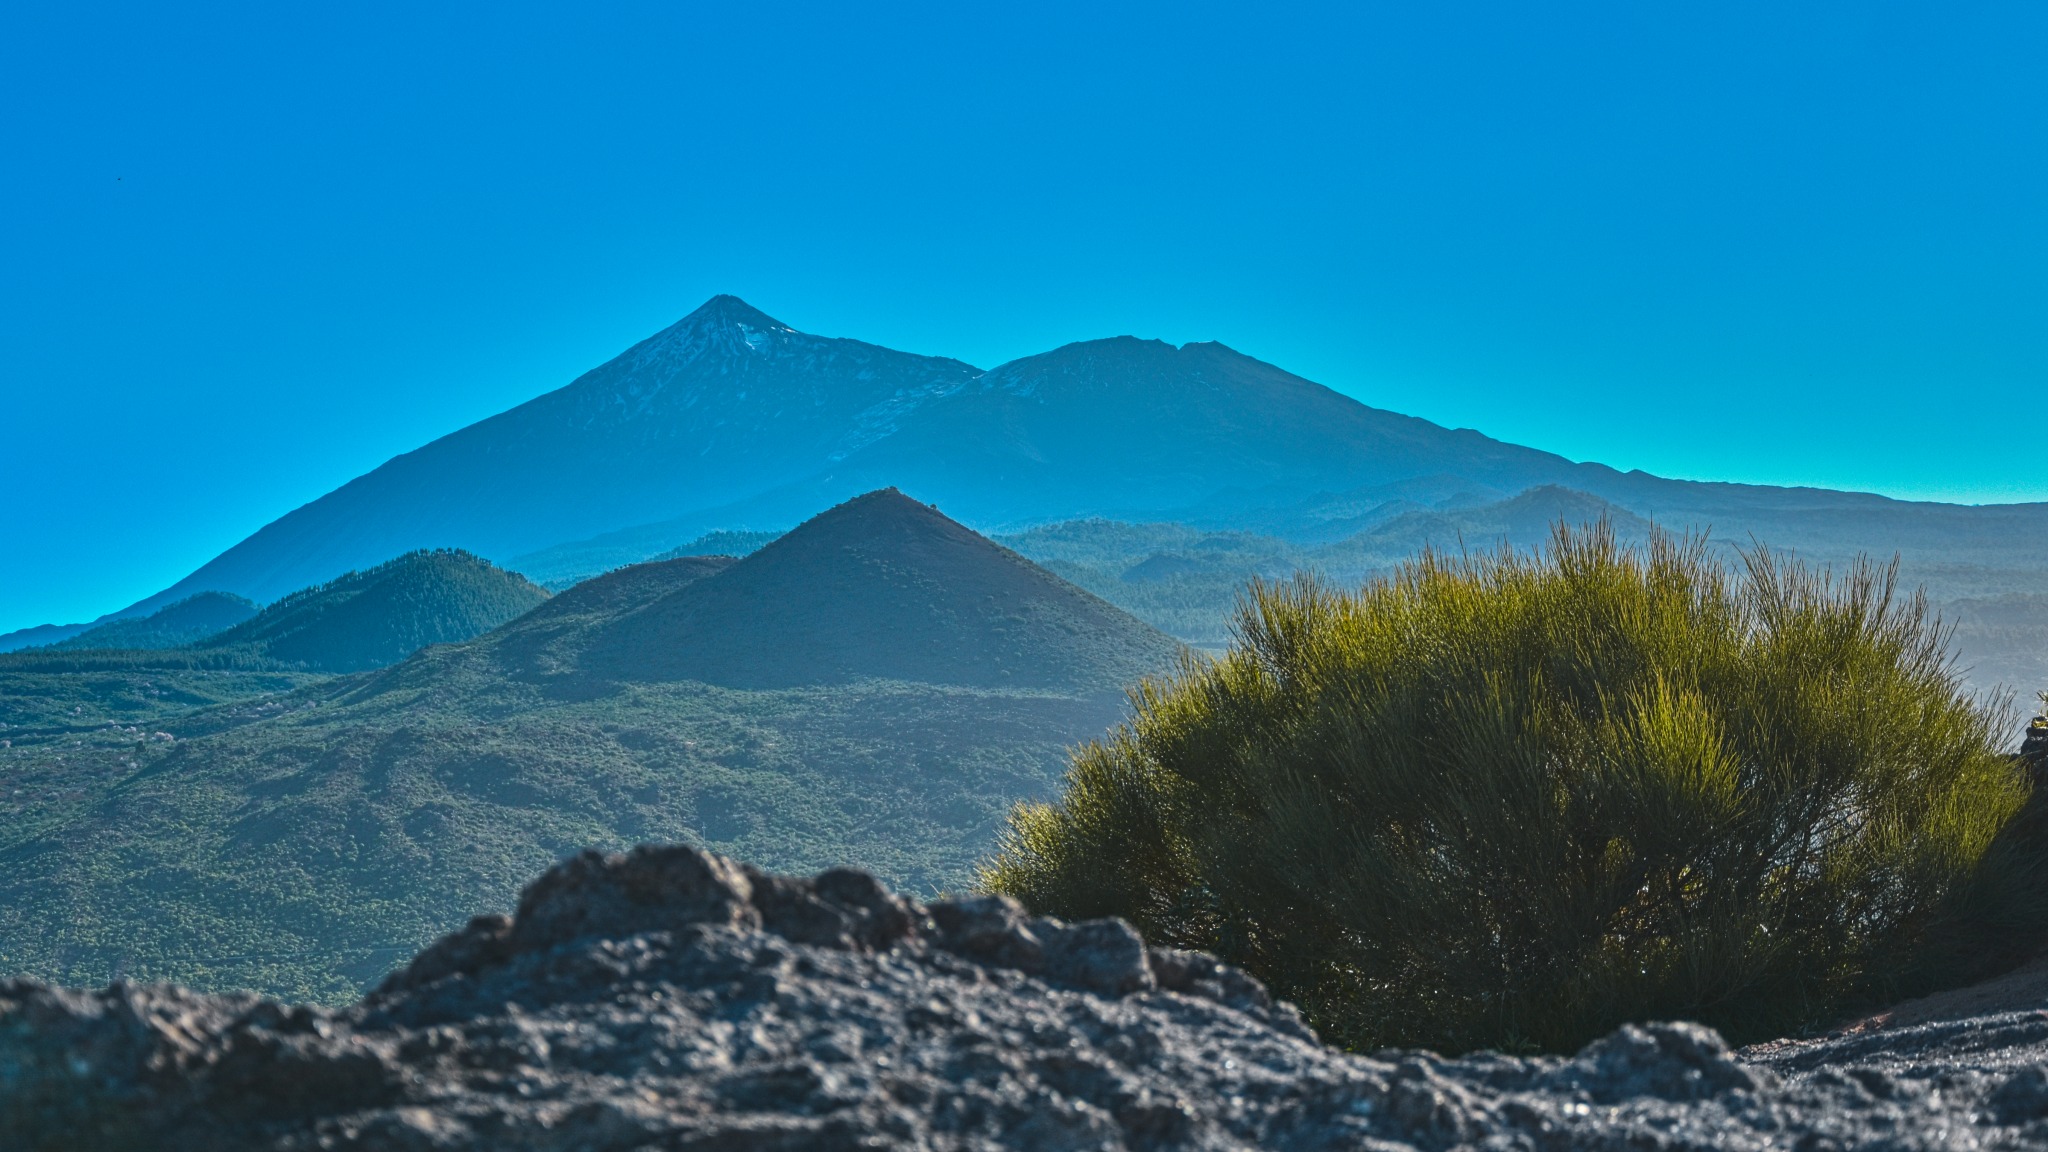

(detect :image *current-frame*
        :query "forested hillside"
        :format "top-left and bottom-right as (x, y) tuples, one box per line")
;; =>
(45, 593), (258, 652)
(194, 550), (548, 672)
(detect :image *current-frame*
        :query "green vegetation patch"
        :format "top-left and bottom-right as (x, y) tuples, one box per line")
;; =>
(985, 524), (2033, 1053)
(192, 549), (548, 672)
(0, 658), (1131, 1001)
(46, 592), (259, 652)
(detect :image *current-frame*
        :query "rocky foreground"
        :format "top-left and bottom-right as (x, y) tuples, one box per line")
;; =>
(4, 847), (2046, 1150)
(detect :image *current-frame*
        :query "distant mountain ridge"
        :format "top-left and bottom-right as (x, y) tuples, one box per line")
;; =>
(63, 295), (2048, 660)
(107, 296), (1633, 617)
(0, 622), (93, 654)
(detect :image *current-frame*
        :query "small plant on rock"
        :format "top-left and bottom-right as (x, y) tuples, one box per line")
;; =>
(982, 523), (2030, 1053)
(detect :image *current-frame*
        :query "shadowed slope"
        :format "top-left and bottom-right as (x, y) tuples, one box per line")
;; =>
(451, 555), (739, 682)
(46, 592), (258, 651)
(511, 555), (735, 626)
(580, 490), (1184, 690)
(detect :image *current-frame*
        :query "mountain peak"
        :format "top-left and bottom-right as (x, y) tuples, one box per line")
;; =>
(681, 294), (789, 331)
(620, 295), (802, 368)
(800, 486), (928, 525)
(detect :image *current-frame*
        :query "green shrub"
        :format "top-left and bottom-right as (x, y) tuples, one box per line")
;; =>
(982, 524), (2031, 1053)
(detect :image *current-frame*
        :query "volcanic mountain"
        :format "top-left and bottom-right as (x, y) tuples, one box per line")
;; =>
(137, 297), (982, 610)
(571, 490), (1182, 690)
(129, 296), (1628, 613)
(68, 294), (2048, 699)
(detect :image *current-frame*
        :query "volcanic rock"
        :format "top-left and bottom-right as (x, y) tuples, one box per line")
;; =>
(4, 845), (2047, 1150)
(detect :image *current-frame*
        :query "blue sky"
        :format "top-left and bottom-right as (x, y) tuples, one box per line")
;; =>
(2, 2), (2044, 631)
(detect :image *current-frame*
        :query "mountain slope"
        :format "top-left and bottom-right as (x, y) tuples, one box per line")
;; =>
(0, 622), (93, 655)
(123, 297), (1621, 616)
(141, 297), (982, 610)
(198, 550), (549, 671)
(510, 530), (777, 592)
(494, 337), (1625, 572)
(441, 553), (739, 681)
(578, 490), (1183, 690)
(1321, 485), (1657, 565)
(46, 592), (258, 651)
(830, 337), (1617, 526)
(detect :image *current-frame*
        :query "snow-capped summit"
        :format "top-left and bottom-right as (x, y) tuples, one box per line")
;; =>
(548, 295), (973, 430)
(629, 294), (797, 367)
(686, 292), (785, 328)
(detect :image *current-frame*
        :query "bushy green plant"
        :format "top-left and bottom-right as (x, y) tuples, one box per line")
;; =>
(982, 524), (2030, 1053)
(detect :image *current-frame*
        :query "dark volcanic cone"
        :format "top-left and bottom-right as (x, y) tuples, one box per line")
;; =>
(579, 489), (1183, 690)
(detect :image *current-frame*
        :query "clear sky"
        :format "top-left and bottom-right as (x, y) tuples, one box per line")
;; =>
(2, 2), (2044, 632)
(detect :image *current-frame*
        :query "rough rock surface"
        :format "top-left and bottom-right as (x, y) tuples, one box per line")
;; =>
(4, 846), (2047, 1150)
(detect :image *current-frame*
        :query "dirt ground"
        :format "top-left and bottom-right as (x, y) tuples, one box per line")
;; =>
(1838, 953), (2048, 1033)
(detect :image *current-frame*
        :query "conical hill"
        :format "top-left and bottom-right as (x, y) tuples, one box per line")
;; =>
(199, 549), (549, 672)
(579, 490), (1182, 690)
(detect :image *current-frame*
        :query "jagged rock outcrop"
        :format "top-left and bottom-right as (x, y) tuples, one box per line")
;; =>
(4, 845), (2046, 1150)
